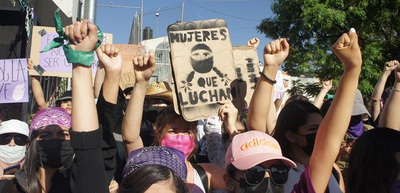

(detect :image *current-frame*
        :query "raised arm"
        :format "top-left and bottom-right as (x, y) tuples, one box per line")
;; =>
(313, 80), (332, 109)
(67, 21), (99, 132)
(95, 44), (122, 103)
(378, 65), (400, 131)
(121, 51), (155, 155)
(28, 59), (48, 110)
(93, 65), (105, 99)
(64, 20), (108, 193)
(309, 29), (362, 193)
(248, 38), (289, 133)
(369, 60), (399, 122)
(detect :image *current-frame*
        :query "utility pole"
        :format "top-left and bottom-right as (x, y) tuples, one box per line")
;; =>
(83, 0), (97, 23)
(156, 8), (160, 37)
(140, 0), (143, 42)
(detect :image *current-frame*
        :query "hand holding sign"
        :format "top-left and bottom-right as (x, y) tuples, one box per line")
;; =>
(133, 50), (156, 87)
(218, 101), (238, 134)
(263, 38), (290, 69)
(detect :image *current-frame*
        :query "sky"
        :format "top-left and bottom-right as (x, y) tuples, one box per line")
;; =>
(96, 0), (274, 60)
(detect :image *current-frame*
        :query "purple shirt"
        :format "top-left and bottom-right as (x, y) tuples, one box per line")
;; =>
(291, 165), (316, 193)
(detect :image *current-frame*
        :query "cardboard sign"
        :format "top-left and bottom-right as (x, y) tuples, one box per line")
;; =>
(168, 19), (236, 121)
(231, 46), (260, 110)
(115, 44), (146, 91)
(30, 26), (113, 77)
(0, 58), (29, 103)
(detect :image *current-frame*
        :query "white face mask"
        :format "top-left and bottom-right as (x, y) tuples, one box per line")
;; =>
(0, 145), (26, 164)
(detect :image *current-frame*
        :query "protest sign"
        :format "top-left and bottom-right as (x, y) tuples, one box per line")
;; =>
(231, 46), (260, 110)
(30, 26), (113, 77)
(115, 44), (146, 91)
(168, 19), (236, 121)
(0, 58), (29, 103)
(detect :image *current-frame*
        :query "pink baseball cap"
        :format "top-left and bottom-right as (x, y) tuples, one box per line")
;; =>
(30, 107), (71, 132)
(225, 130), (296, 170)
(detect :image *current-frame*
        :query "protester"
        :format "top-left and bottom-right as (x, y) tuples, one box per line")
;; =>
(120, 146), (188, 193)
(272, 100), (344, 192)
(369, 60), (399, 125)
(202, 101), (248, 167)
(0, 120), (29, 189)
(28, 59), (73, 114)
(121, 48), (228, 192)
(55, 90), (72, 114)
(141, 81), (173, 147)
(345, 65), (400, 193)
(224, 130), (297, 192)
(1, 107), (74, 193)
(248, 28), (362, 192)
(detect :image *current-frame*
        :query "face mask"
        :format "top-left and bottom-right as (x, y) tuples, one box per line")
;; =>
(143, 106), (165, 123)
(37, 139), (74, 168)
(347, 116), (364, 138)
(238, 178), (283, 193)
(0, 145), (26, 164)
(392, 180), (400, 193)
(300, 132), (316, 157)
(161, 134), (195, 158)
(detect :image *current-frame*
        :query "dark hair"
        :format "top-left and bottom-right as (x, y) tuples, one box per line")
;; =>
(120, 165), (188, 193)
(226, 164), (237, 179)
(272, 100), (322, 159)
(24, 131), (41, 193)
(23, 130), (73, 193)
(284, 95), (309, 106)
(320, 98), (333, 117)
(346, 127), (400, 193)
(153, 106), (198, 161)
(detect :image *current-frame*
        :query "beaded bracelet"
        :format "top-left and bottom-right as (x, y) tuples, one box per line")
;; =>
(259, 71), (277, 84)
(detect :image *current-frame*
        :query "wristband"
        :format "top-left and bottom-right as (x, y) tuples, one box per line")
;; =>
(259, 71), (277, 84)
(40, 9), (103, 67)
(392, 87), (400, 93)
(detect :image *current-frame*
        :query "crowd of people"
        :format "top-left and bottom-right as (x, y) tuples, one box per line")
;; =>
(0, 18), (399, 193)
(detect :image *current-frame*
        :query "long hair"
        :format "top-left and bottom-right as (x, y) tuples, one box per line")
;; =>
(120, 165), (188, 193)
(23, 130), (41, 193)
(153, 106), (198, 161)
(346, 128), (400, 193)
(23, 130), (74, 193)
(272, 100), (322, 159)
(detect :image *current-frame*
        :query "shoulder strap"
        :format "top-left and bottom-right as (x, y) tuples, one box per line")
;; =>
(331, 167), (340, 184)
(192, 163), (209, 193)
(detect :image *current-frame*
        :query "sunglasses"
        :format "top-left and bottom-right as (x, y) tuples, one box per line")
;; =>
(0, 134), (28, 146)
(243, 165), (290, 186)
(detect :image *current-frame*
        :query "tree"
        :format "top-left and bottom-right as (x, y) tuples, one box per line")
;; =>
(257, 0), (400, 98)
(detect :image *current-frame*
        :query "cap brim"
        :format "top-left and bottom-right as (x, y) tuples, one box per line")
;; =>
(0, 127), (29, 137)
(56, 96), (72, 102)
(146, 91), (173, 103)
(231, 153), (297, 170)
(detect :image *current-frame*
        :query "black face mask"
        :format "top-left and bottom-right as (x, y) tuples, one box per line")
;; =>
(143, 106), (165, 123)
(238, 178), (283, 193)
(300, 132), (316, 157)
(37, 139), (74, 169)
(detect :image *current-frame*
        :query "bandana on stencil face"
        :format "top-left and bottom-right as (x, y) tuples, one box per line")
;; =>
(30, 107), (71, 132)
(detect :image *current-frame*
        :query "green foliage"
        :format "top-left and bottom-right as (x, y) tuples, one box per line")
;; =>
(258, 0), (400, 98)
(287, 80), (323, 97)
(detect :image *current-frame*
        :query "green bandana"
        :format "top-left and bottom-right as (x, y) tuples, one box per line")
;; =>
(40, 9), (103, 67)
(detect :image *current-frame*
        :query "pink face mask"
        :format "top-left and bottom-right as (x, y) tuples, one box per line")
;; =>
(161, 134), (195, 158)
